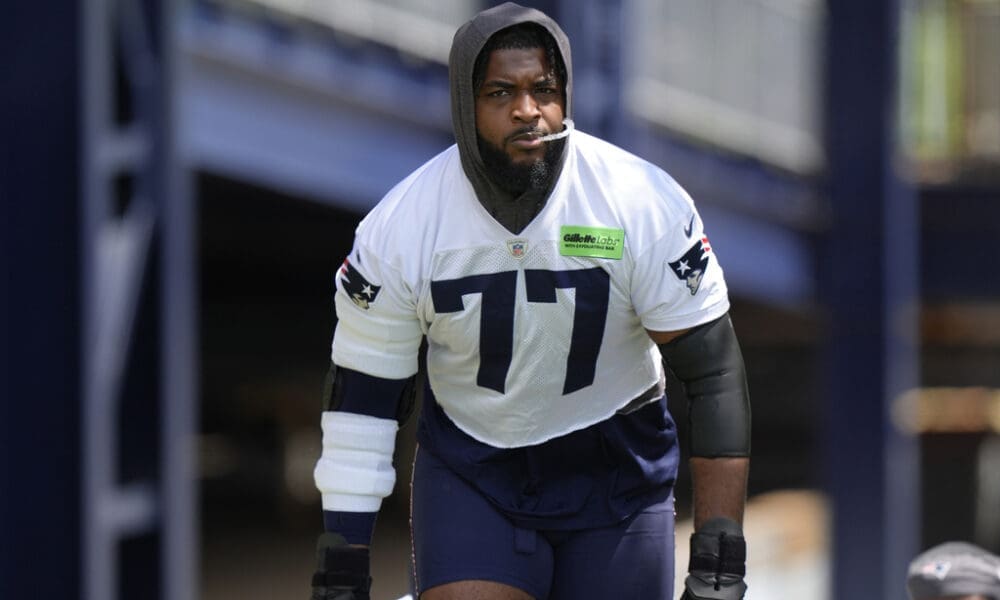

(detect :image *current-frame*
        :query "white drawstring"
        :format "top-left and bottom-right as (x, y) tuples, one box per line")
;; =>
(538, 118), (574, 142)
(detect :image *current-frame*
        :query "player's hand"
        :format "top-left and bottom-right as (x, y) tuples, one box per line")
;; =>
(310, 532), (372, 600)
(680, 517), (747, 600)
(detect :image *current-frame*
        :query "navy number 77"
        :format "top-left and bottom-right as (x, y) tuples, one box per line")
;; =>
(431, 267), (610, 395)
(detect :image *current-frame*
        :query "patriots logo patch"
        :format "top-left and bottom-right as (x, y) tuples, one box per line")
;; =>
(919, 560), (951, 580)
(338, 258), (381, 310)
(668, 236), (713, 295)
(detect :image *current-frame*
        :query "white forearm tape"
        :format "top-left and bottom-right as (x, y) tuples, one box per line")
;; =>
(313, 411), (398, 512)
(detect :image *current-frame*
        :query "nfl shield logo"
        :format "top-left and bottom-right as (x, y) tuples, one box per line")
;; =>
(507, 239), (527, 259)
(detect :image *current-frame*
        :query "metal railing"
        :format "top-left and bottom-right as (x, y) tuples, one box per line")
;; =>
(625, 0), (826, 175)
(81, 0), (196, 598)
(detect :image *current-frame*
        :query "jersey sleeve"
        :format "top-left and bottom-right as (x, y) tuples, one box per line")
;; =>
(330, 239), (423, 379)
(631, 185), (730, 333)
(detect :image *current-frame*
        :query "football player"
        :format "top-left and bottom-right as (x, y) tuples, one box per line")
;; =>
(311, 3), (751, 599)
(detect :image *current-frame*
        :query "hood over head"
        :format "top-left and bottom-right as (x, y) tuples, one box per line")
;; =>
(906, 541), (1000, 600)
(448, 2), (573, 233)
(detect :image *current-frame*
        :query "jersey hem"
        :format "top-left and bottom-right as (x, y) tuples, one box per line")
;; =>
(438, 376), (662, 449)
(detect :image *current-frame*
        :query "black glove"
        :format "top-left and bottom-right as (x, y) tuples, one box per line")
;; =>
(310, 532), (372, 600)
(680, 517), (747, 600)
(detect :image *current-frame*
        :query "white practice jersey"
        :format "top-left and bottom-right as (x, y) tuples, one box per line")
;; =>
(331, 130), (729, 448)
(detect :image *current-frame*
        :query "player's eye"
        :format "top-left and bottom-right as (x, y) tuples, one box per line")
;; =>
(486, 89), (510, 97)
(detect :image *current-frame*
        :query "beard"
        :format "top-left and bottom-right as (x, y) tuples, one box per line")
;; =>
(477, 133), (565, 196)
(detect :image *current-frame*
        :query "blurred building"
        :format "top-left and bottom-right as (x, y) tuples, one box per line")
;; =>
(2, 1), (998, 599)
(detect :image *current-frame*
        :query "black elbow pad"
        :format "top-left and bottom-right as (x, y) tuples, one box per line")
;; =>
(321, 362), (417, 424)
(658, 313), (751, 457)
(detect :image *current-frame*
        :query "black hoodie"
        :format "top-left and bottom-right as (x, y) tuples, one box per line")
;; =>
(448, 3), (573, 234)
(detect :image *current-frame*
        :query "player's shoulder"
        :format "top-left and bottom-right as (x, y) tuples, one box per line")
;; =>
(569, 131), (694, 248)
(573, 130), (649, 169)
(366, 145), (460, 222)
(354, 145), (462, 248)
(572, 131), (692, 214)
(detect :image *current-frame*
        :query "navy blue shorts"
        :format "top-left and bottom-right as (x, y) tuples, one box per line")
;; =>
(411, 446), (676, 599)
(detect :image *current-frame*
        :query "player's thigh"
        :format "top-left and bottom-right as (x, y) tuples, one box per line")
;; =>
(548, 494), (675, 600)
(420, 580), (534, 600)
(410, 446), (553, 600)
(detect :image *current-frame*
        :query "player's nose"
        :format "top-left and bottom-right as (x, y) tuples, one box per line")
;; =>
(511, 91), (541, 122)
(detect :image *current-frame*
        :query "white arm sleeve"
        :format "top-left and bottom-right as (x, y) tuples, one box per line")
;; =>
(312, 411), (398, 512)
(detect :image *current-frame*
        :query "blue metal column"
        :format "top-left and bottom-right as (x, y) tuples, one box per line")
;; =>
(160, 1), (199, 597)
(80, 0), (195, 598)
(824, 1), (920, 598)
(555, 0), (625, 142)
(1, 2), (82, 598)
